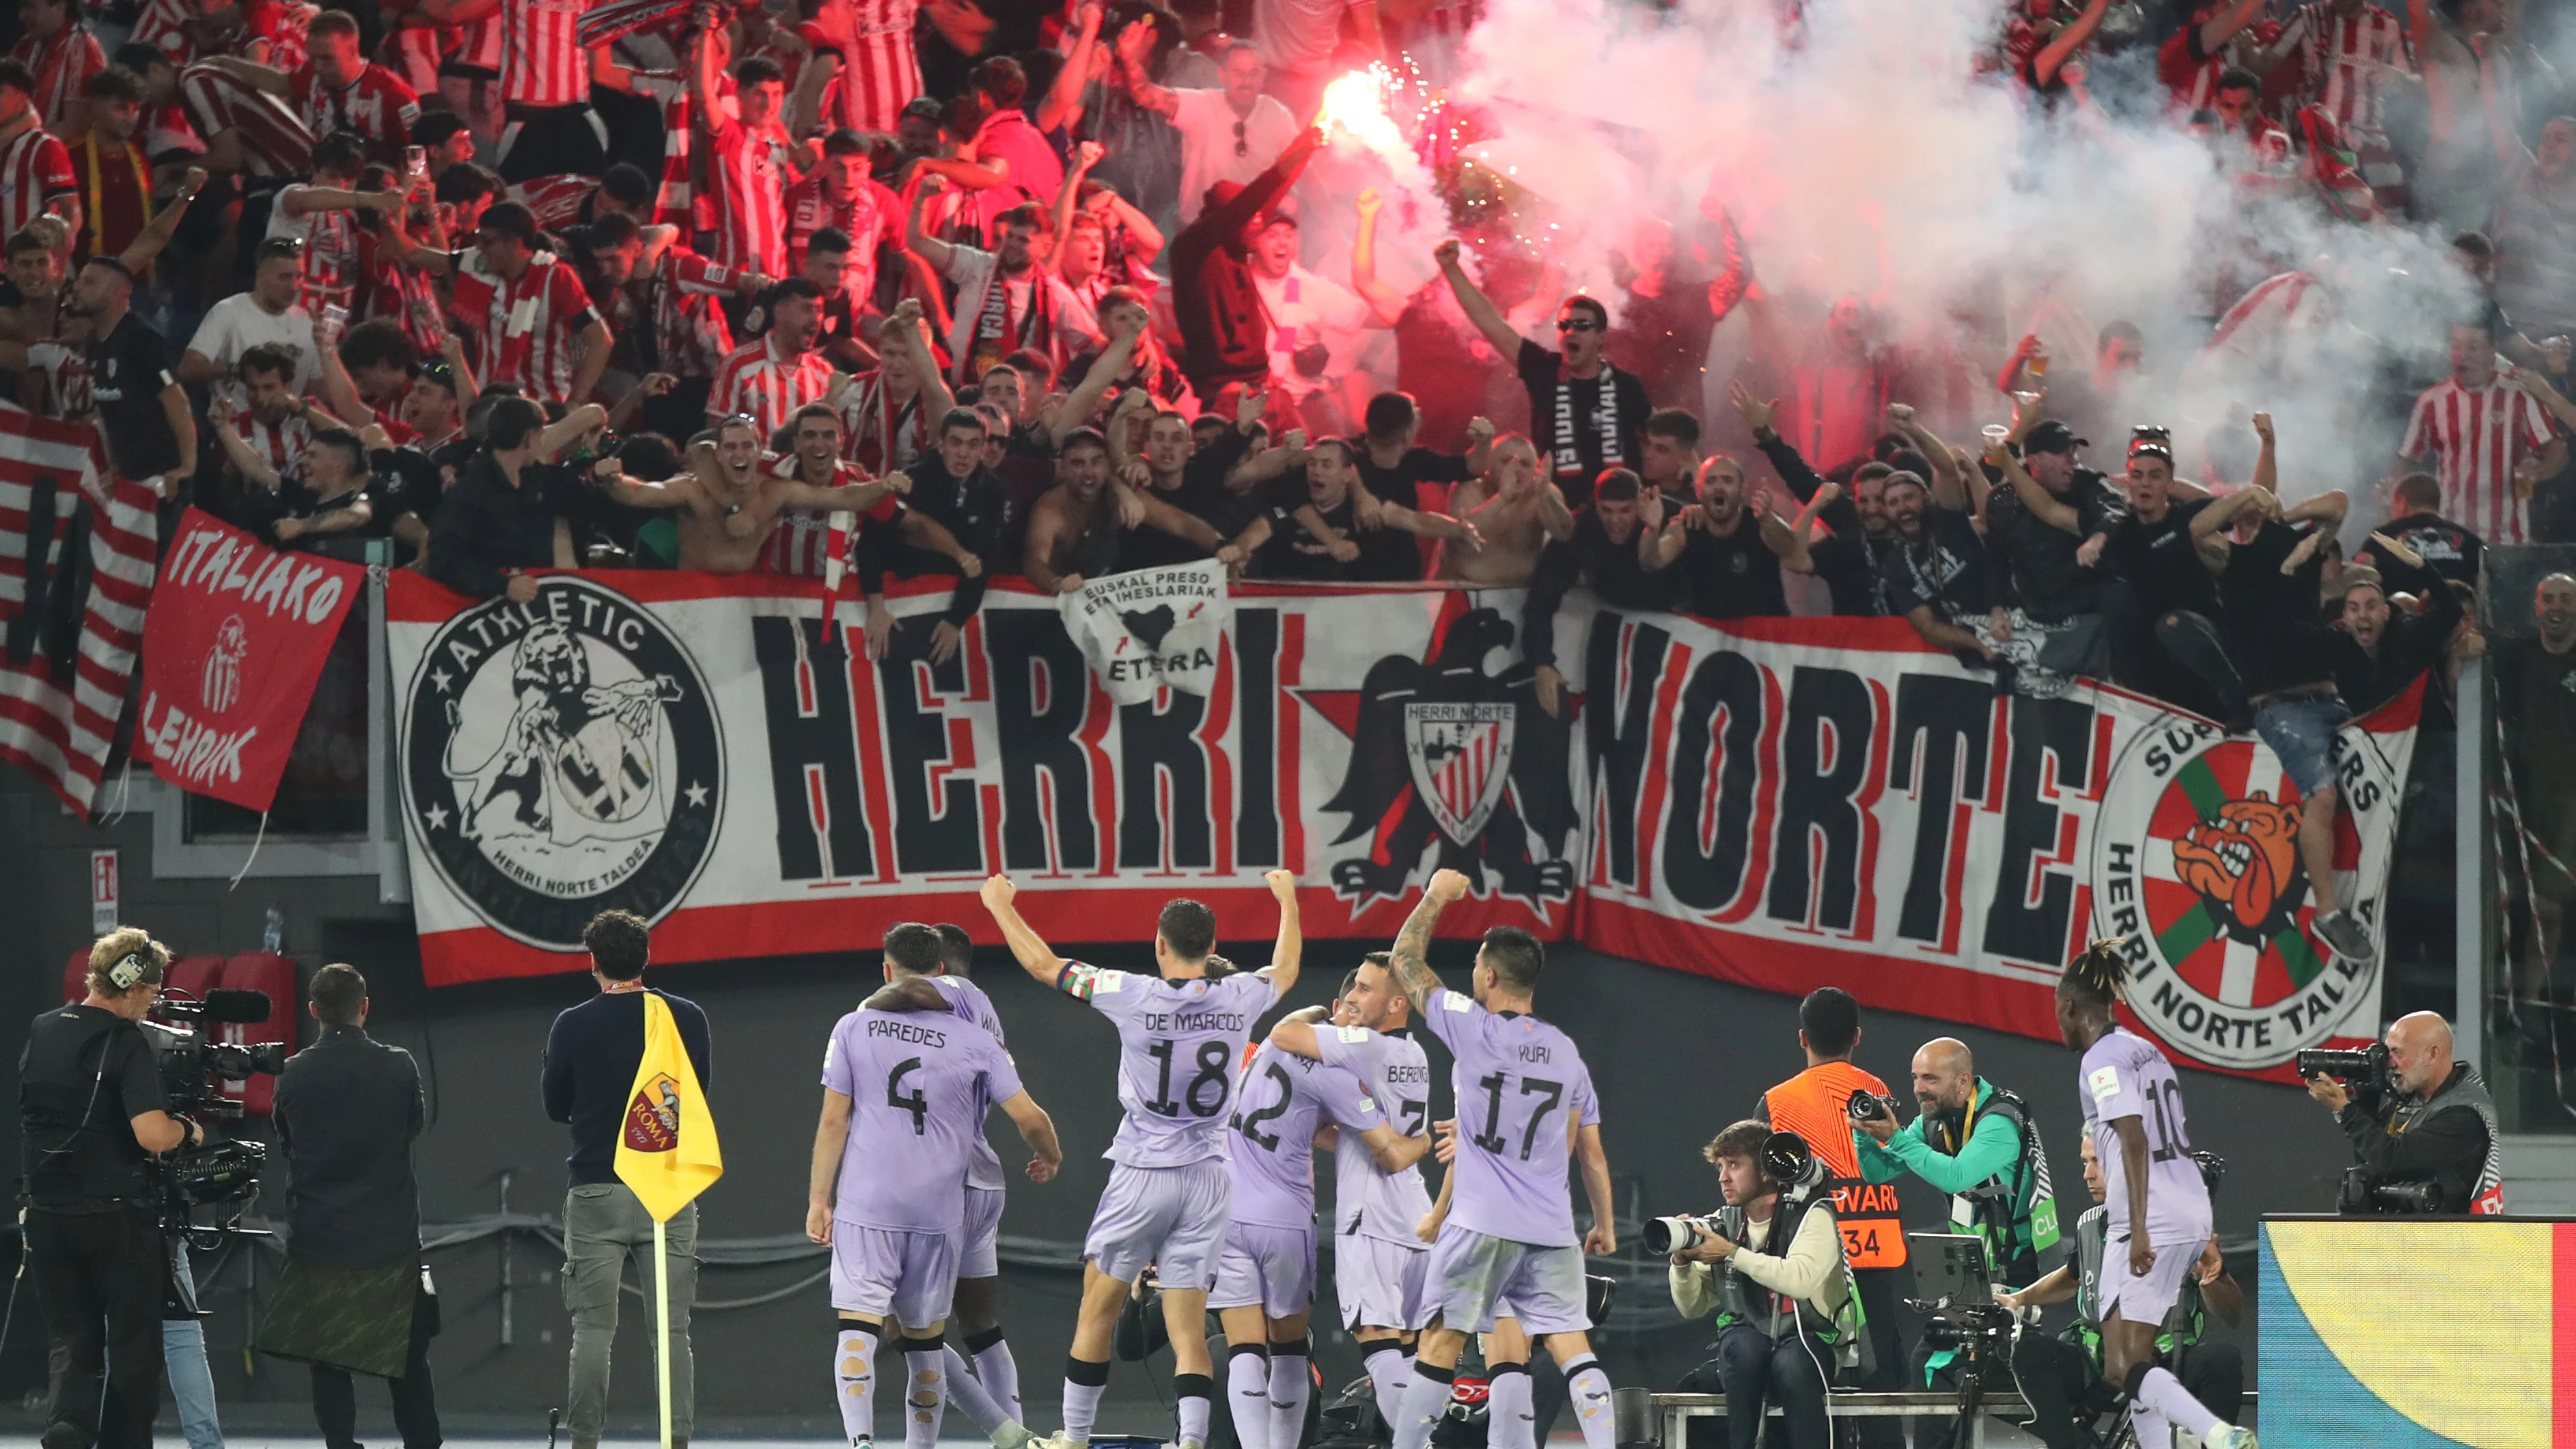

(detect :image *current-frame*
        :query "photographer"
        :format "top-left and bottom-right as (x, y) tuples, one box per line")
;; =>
(1853, 1038), (2057, 1447)
(1667, 1122), (1855, 1449)
(1993, 1136), (2244, 1449)
(1854, 1039), (2055, 1285)
(2304, 1012), (2505, 1215)
(266, 965), (439, 1449)
(17, 928), (204, 1449)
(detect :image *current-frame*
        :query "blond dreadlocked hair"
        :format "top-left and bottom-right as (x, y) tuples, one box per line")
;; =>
(2060, 937), (2132, 1009)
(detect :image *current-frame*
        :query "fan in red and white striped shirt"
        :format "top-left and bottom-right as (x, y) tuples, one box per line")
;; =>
(287, 13), (421, 169)
(219, 342), (316, 484)
(178, 60), (314, 181)
(784, 138), (903, 292)
(695, 43), (797, 277)
(501, 0), (589, 107)
(2398, 324), (2566, 545)
(839, 0), (922, 134)
(709, 280), (837, 439)
(417, 199), (611, 403)
(268, 131), (390, 316)
(586, 217), (752, 384)
(758, 407), (909, 579)
(0, 67), (79, 244)
(2276, 0), (2412, 193)
(10, 1), (104, 131)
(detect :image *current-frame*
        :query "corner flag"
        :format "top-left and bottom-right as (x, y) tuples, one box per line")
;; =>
(612, 992), (723, 1221)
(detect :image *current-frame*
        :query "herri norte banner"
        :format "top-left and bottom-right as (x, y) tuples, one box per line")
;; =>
(387, 570), (2417, 1077)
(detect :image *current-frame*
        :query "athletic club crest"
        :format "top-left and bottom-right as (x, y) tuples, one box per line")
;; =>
(1303, 606), (1577, 908)
(401, 577), (723, 951)
(1404, 702), (1516, 844)
(622, 1073), (683, 1152)
(201, 615), (247, 713)
(2088, 715), (2409, 1070)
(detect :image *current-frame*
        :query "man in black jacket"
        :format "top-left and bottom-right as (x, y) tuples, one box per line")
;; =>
(423, 398), (575, 602)
(1170, 125), (1325, 400)
(271, 964), (439, 1449)
(2305, 1012), (2504, 1213)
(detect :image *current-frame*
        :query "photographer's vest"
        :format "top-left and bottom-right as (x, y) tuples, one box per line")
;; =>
(1711, 1193), (1868, 1371)
(2385, 1067), (2507, 1215)
(1927, 1080), (2060, 1280)
(18, 1006), (154, 1209)
(2069, 1204), (2204, 1361)
(1762, 1062), (1907, 1268)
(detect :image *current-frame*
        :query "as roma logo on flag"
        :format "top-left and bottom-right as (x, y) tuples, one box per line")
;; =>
(622, 1072), (683, 1154)
(2088, 697), (2417, 1072)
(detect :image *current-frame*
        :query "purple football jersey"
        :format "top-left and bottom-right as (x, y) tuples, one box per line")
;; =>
(1228, 1040), (1383, 1229)
(1060, 964), (1280, 1168)
(932, 975), (1009, 1191)
(822, 1007), (1023, 1232)
(2077, 1026), (2211, 1242)
(1418, 989), (1588, 1248)
(1314, 1025), (1435, 1241)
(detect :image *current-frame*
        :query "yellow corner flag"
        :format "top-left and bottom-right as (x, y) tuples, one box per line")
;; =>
(612, 992), (723, 1222)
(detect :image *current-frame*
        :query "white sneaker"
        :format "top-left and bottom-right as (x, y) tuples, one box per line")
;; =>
(989, 1426), (1037, 1449)
(2204, 1425), (2258, 1449)
(1177, 1439), (1206, 1449)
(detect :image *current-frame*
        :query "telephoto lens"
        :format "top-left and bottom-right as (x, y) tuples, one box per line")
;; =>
(1642, 1216), (1708, 1256)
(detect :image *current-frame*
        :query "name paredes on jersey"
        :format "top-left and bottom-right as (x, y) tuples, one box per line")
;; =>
(868, 1019), (948, 1047)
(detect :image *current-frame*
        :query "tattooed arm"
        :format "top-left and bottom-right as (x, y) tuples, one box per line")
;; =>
(1387, 868), (1471, 1016)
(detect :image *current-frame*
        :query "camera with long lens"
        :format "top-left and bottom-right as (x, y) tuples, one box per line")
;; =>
(137, 989), (282, 1226)
(2296, 1043), (2392, 1098)
(1644, 1215), (1717, 1256)
(2338, 1166), (2446, 1215)
(1846, 1087), (1902, 1124)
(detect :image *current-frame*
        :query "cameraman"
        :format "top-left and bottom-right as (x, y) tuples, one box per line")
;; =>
(1993, 1136), (2244, 1449)
(18, 928), (204, 1449)
(1668, 1122), (1855, 1449)
(2304, 1012), (2505, 1214)
(268, 965), (439, 1449)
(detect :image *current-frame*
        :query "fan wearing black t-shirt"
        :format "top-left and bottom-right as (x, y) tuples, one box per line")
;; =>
(1342, 391), (1491, 521)
(1263, 437), (1478, 581)
(1644, 454), (1809, 620)
(1435, 239), (1647, 508)
(1879, 469), (1997, 664)
(2191, 413), (2374, 963)
(2351, 473), (2487, 592)
(1524, 469), (1679, 715)
(2099, 442), (2235, 719)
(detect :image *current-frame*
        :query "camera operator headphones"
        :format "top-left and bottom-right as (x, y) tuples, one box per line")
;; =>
(105, 951), (151, 992)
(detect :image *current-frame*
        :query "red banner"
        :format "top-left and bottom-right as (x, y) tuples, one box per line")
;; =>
(138, 508), (364, 810)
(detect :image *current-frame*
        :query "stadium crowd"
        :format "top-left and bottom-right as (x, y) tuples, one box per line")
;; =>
(0, 0), (2561, 712)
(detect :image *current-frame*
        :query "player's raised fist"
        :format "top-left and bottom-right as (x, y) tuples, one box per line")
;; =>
(1264, 868), (1299, 900)
(1426, 868), (1470, 903)
(980, 874), (1017, 910)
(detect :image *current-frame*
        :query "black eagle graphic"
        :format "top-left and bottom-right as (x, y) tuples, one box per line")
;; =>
(1120, 605), (1178, 650)
(1323, 608), (1579, 904)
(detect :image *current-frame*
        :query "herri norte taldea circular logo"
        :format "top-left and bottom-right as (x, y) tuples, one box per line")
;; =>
(400, 577), (723, 951)
(2089, 720), (2381, 1071)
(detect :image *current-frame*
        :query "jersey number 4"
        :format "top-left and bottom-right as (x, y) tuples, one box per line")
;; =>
(887, 1058), (928, 1135)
